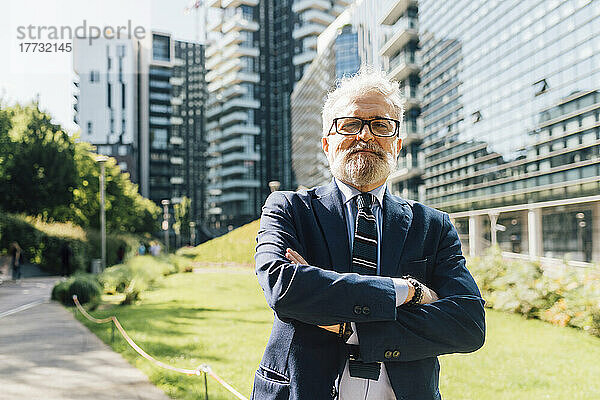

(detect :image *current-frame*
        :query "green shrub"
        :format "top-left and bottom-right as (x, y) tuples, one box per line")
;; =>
(51, 274), (102, 308)
(0, 211), (144, 275)
(469, 247), (600, 337)
(99, 255), (178, 304)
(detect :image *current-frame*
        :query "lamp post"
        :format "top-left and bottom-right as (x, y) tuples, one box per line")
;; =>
(161, 199), (170, 253)
(189, 221), (196, 246)
(96, 155), (109, 270)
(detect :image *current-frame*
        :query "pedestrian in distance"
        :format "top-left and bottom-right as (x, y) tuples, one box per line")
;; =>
(9, 241), (23, 281)
(253, 67), (486, 400)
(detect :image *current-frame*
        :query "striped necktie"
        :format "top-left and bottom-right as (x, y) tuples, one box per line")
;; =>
(352, 193), (378, 276)
(349, 192), (381, 380)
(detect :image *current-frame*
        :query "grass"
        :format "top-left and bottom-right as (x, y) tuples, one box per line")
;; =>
(176, 220), (259, 265)
(74, 267), (600, 400)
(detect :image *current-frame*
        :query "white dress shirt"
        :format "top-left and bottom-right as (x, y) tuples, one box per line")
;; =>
(334, 178), (408, 400)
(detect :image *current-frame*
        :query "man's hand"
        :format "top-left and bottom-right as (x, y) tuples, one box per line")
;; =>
(285, 248), (307, 265)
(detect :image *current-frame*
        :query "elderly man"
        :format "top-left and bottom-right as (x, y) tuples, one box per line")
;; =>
(253, 68), (485, 400)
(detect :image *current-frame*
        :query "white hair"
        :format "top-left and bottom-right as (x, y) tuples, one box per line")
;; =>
(322, 66), (405, 137)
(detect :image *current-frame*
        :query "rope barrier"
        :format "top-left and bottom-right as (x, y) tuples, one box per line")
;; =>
(72, 295), (249, 400)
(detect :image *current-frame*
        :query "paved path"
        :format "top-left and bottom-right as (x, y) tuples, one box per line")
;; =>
(0, 277), (170, 400)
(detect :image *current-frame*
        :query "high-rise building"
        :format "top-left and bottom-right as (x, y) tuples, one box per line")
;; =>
(205, 0), (352, 230)
(379, 0), (600, 262)
(73, 38), (138, 180)
(380, 0), (422, 202)
(74, 32), (207, 241)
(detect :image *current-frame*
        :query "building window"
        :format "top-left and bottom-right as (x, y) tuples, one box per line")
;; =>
(121, 83), (126, 109)
(107, 82), (112, 108)
(90, 70), (100, 82)
(534, 79), (549, 96)
(152, 33), (171, 62)
(87, 121), (93, 135)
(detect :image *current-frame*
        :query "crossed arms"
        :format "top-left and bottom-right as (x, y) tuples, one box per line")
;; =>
(255, 192), (486, 362)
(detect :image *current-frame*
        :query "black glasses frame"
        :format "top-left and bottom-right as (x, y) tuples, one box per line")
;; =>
(329, 116), (400, 137)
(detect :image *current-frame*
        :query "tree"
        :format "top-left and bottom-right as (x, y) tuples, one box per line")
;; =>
(0, 104), (77, 217)
(173, 196), (191, 248)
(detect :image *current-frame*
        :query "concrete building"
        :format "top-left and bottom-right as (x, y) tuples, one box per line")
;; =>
(73, 37), (138, 179)
(378, 0), (600, 262)
(204, 0), (352, 230)
(73, 32), (208, 242)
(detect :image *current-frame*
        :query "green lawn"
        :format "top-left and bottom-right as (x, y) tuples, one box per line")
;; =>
(75, 268), (600, 400)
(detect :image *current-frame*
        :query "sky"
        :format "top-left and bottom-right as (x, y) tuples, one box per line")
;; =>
(0, 0), (206, 133)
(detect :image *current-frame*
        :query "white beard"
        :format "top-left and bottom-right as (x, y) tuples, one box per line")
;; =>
(329, 143), (397, 188)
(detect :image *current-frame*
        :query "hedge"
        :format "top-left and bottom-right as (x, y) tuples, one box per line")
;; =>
(51, 273), (102, 308)
(469, 248), (600, 337)
(0, 211), (142, 274)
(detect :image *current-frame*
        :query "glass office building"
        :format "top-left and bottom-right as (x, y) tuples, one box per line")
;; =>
(388, 0), (600, 262)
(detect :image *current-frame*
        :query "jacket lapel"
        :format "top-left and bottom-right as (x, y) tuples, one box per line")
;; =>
(311, 180), (351, 273)
(380, 189), (413, 277)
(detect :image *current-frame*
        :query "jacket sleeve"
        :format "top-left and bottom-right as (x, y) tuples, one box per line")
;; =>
(255, 191), (398, 325)
(355, 213), (486, 362)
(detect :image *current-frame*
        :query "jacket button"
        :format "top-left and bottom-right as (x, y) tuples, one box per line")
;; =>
(384, 350), (393, 359)
(393, 350), (400, 358)
(353, 305), (362, 315)
(362, 306), (370, 315)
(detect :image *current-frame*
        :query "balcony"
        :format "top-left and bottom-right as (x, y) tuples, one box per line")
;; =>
(208, 165), (248, 179)
(205, 68), (221, 83)
(206, 54), (223, 70)
(331, 4), (345, 16)
(222, 13), (259, 33)
(215, 192), (250, 203)
(222, 0), (259, 7)
(207, 121), (219, 131)
(222, 97), (260, 113)
(380, 0), (417, 25)
(206, 150), (259, 167)
(221, 44), (259, 60)
(402, 85), (421, 108)
(206, 105), (223, 119)
(207, 80), (223, 93)
(302, 36), (318, 50)
(293, 50), (317, 66)
(207, 18), (223, 33)
(221, 124), (260, 139)
(388, 52), (420, 82)
(170, 176), (184, 185)
(222, 70), (260, 86)
(221, 84), (248, 100)
(170, 136), (184, 145)
(219, 111), (248, 127)
(301, 9), (335, 25)
(221, 31), (245, 48)
(206, 0), (222, 7)
(219, 137), (248, 152)
(292, 0), (330, 13)
(218, 58), (242, 76)
(380, 17), (418, 57)
(220, 179), (261, 190)
(293, 23), (324, 40)
(170, 96), (183, 106)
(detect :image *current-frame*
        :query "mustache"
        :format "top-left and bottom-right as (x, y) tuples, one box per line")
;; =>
(345, 142), (386, 157)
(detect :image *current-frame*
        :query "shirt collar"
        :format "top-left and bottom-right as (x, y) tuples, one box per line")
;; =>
(334, 178), (386, 208)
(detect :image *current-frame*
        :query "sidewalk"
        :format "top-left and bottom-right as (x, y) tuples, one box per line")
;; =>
(0, 277), (170, 400)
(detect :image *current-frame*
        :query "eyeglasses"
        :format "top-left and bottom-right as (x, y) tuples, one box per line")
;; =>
(329, 117), (400, 137)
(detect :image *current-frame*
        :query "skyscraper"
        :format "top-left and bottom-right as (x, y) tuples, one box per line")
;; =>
(205, 0), (351, 230)
(379, 0), (600, 262)
(73, 32), (207, 242)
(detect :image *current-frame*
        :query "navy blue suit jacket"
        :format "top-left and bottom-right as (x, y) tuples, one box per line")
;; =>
(252, 180), (485, 400)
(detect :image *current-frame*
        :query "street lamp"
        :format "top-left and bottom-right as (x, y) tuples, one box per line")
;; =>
(96, 155), (109, 270)
(161, 199), (170, 253)
(189, 221), (196, 246)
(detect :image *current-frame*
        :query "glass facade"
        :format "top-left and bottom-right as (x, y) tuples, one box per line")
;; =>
(418, 0), (600, 212)
(334, 25), (360, 78)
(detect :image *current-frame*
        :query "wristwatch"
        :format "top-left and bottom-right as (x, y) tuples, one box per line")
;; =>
(402, 275), (423, 306)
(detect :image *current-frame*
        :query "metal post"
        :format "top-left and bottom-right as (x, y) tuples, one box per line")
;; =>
(162, 199), (170, 253)
(204, 372), (209, 400)
(96, 156), (108, 270)
(189, 221), (196, 246)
